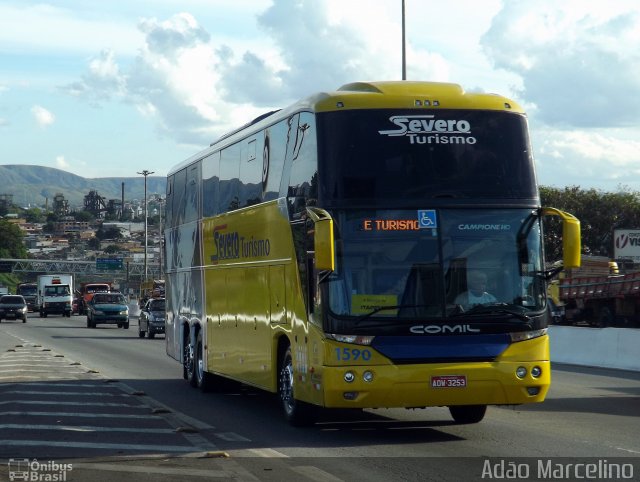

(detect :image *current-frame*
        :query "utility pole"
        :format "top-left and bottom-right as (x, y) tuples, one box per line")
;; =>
(402, 0), (407, 80)
(137, 170), (154, 285)
(158, 197), (164, 279)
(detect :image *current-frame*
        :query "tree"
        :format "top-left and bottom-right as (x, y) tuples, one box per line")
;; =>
(103, 244), (120, 254)
(96, 226), (123, 241)
(0, 220), (28, 259)
(22, 207), (45, 223)
(540, 186), (640, 262)
(74, 210), (95, 223)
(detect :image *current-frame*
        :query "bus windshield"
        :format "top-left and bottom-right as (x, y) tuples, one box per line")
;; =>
(327, 208), (545, 321)
(319, 109), (537, 205)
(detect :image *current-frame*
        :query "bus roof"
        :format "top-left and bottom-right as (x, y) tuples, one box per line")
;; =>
(167, 81), (524, 177)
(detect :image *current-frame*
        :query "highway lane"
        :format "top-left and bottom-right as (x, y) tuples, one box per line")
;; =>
(1, 312), (639, 481)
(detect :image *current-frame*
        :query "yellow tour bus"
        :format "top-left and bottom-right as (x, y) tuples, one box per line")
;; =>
(164, 81), (581, 426)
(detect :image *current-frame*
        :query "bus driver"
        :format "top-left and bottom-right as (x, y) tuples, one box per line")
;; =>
(454, 270), (497, 310)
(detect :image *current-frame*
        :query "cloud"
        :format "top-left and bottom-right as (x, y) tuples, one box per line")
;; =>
(481, 1), (640, 128)
(534, 128), (640, 187)
(31, 105), (55, 127)
(62, 1), (451, 147)
(55, 155), (70, 170)
(0, 118), (9, 127)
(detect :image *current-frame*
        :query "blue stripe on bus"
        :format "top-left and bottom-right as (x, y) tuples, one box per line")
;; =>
(371, 334), (511, 361)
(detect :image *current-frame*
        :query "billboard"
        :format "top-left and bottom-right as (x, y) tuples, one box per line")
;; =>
(613, 229), (640, 263)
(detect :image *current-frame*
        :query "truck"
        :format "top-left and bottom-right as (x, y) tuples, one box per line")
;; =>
(558, 257), (640, 327)
(37, 274), (73, 318)
(77, 281), (112, 315)
(16, 282), (38, 312)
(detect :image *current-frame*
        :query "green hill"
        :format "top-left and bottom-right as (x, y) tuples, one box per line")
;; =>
(0, 165), (166, 208)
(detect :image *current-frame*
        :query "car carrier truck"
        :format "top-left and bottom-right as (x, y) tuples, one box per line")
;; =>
(558, 257), (640, 327)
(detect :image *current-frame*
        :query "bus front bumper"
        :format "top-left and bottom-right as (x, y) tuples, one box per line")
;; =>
(320, 360), (550, 408)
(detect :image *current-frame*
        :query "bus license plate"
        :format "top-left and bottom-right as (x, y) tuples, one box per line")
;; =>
(431, 375), (467, 388)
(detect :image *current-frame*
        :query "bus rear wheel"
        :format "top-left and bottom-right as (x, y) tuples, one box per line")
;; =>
(195, 330), (213, 392)
(448, 404), (487, 424)
(185, 336), (197, 387)
(278, 346), (317, 426)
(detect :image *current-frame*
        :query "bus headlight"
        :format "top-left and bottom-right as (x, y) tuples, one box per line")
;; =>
(516, 366), (527, 379)
(531, 366), (542, 378)
(363, 371), (374, 382)
(344, 371), (355, 383)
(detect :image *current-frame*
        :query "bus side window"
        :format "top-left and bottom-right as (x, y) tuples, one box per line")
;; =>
(165, 175), (174, 228)
(202, 151), (220, 218)
(219, 143), (241, 212)
(240, 136), (263, 208)
(287, 113), (318, 217)
(172, 168), (187, 227)
(185, 164), (200, 223)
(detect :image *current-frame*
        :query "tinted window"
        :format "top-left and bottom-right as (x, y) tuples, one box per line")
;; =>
(239, 136), (263, 207)
(219, 143), (241, 212)
(202, 152), (220, 218)
(1, 296), (24, 303)
(318, 109), (537, 205)
(171, 168), (187, 227)
(185, 164), (200, 223)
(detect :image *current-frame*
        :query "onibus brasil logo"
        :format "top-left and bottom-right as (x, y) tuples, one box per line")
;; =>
(8, 459), (73, 481)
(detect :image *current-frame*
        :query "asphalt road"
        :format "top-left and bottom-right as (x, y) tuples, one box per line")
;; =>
(1, 312), (639, 481)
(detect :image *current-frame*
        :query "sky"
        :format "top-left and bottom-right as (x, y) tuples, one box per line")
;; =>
(1, 0), (639, 191)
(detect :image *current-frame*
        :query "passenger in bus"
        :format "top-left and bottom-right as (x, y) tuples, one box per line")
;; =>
(454, 270), (497, 310)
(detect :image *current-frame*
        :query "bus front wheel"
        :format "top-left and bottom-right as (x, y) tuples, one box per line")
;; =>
(278, 346), (317, 426)
(448, 404), (487, 424)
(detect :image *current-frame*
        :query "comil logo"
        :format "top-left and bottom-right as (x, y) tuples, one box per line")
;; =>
(379, 115), (476, 145)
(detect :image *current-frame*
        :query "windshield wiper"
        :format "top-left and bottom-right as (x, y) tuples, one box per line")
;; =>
(450, 303), (531, 322)
(355, 304), (430, 323)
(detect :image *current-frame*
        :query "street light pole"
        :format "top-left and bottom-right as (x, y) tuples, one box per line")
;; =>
(137, 170), (154, 285)
(158, 197), (164, 279)
(402, 0), (406, 80)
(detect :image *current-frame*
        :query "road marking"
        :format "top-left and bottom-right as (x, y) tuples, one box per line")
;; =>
(71, 462), (259, 480)
(616, 446), (640, 454)
(0, 439), (196, 452)
(0, 411), (159, 419)
(0, 400), (145, 408)
(214, 432), (251, 442)
(291, 466), (344, 482)
(4, 390), (126, 396)
(246, 448), (289, 458)
(0, 424), (176, 433)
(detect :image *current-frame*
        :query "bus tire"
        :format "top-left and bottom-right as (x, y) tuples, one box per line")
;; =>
(185, 335), (197, 387)
(279, 345), (317, 426)
(597, 306), (613, 328)
(449, 405), (487, 424)
(195, 330), (213, 392)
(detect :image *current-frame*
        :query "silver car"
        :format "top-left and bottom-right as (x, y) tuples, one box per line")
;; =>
(138, 298), (166, 339)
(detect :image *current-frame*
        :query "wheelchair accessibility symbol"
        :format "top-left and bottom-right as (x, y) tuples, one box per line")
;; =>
(418, 210), (437, 229)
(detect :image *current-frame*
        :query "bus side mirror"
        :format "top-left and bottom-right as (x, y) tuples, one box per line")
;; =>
(542, 207), (581, 269)
(306, 207), (335, 272)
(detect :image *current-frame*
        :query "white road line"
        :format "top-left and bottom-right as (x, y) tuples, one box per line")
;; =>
(0, 424), (176, 433)
(4, 390), (125, 396)
(0, 411), (158, 419)
(246, 448), (289, 458)
(1, 382), (106, 388)
(0, 439), (197, 452)
(291, 466), (345, 482)
(0, 400), (144, 408)
(72, 462), (259, 480)
(214, 432), (251, 442)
